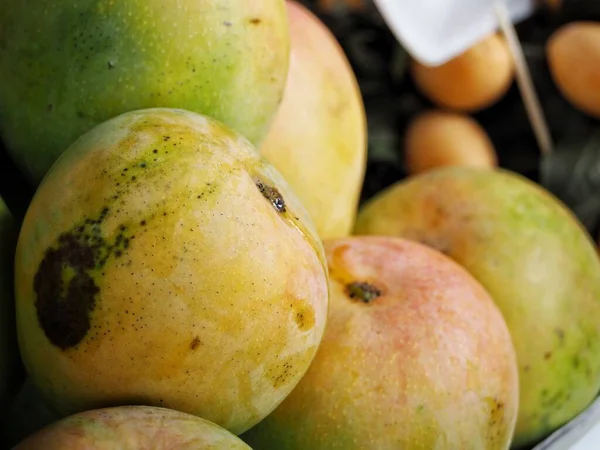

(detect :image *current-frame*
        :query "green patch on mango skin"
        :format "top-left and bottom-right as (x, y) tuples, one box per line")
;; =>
(355, 166), (600, 448)
(0, 0), (290, 184)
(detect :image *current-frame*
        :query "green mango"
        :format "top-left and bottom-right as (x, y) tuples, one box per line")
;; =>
(0, 0), (290, 184)
(355, 167), (600, 448)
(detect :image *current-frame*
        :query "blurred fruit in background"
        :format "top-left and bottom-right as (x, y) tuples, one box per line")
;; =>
(404, 110), (497, 175)
(410, 33), (515, 112)
(547, 21), (600, 119)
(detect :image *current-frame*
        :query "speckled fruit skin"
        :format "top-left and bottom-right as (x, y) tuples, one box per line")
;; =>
(354, 167), (600, 448)
(14, 405), (253, 450)
(243, 236), (519, 450)
(259, 1), (367, 240)
(0, 0), (290, 185)
(14, 108), (329, 435)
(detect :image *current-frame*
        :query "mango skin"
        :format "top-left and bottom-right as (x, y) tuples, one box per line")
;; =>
(243, 236), (519, 450)
(0, 0), (290, 185)
(14, 405), (252, 450)
(259, 1), (367, 240)
(355, 167), (600, 448)
(14, 107), (329, 435)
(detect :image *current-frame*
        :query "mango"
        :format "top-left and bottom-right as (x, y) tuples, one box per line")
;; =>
(14, 405), (252, 449)
(14, 108), (329, 435)
(547, 21), (600, 119)
(0, 0), (290, 184)
(259, 1), (367, 239)
(355, 166), (600, 448)
(410, 33), (514, 112)
(403, 110), (497, 175)
(243, 236), (519, 449)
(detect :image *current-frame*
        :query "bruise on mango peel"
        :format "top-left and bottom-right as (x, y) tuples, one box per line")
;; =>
(33, 206), (138, 350)
(345, 281), (381, 303)
(255, 180), (286, 213)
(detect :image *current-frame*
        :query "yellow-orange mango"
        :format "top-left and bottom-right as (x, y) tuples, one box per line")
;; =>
(14, 108), (329, 435)
(259, 1), (367, 240)
(243, 236), (519, 449)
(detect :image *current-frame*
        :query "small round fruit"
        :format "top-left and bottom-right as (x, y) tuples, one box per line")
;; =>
(404, 110), (497, 175)
(243, 236), (519, 450)
(547, 21), (600, 118)
(411, 33), (514, 112)
(14, 108), (329, 435)
(14, 405), (252, 450)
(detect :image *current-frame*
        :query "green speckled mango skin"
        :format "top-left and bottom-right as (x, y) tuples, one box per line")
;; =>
(14, 405), (253, 449)
(354, 167), (600, 449)
(0, 0), (290, 185)
(14, 108), (328, 435)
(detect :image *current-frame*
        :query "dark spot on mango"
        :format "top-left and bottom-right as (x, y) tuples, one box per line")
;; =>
(293, 301), (316, 331)
(346, 281), (382, 303)
(249, 18), (261, 25)
(33, 204), (139, 350)
(223, 21), (232, 26)
(190, 336), (201, 350)
(256, 181), (286, 213)
(107, 61), (115, 69)
(544, 351), (552, 360)
(555, 328), (565, 344)
(34, 234), (100, 350)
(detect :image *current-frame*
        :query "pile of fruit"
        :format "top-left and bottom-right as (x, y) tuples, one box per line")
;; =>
(1, 1), (600, 449)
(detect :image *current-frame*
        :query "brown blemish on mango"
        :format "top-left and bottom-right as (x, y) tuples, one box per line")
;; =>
(345, 281), (381, 303)
(255, 180), (286, 213)
(293, 300), (316, 331)
(190, 336), (201, 350)
(267, 347), (316, 389)
(33, 205), (139, 350)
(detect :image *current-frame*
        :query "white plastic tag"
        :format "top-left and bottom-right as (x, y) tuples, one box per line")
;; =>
(372, 0), (537, 66)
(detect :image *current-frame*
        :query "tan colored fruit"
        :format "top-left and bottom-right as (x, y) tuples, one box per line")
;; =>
(411, 33), (515, 112)
(404, 110), (497, 175)
(355, 167), (600, 448)
(547, 21), (600, 118)
(243, 236), (519, 450)
(259, 1), (367, 239)
(14, 406), (252, 449)
(14, 108), (329, 435)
